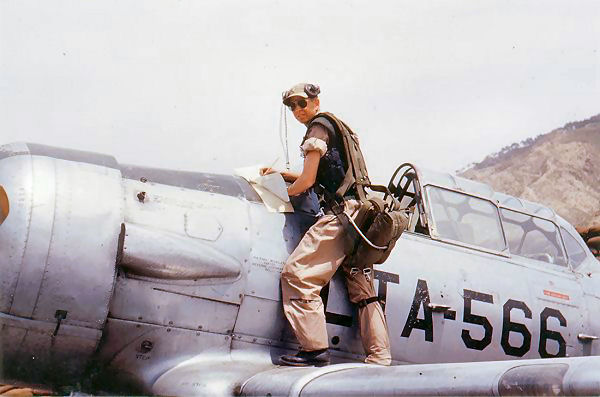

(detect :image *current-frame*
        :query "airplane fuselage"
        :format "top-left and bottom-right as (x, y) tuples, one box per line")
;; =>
(1, 142), (599, 395)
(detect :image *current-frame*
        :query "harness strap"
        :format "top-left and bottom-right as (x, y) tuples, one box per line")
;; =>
(340, 119), (370, 203)
(335, 169), (356, 200)
(317, 112), (370, 204)
(357, 296), (383, 308)
(338, 130), (368, 203)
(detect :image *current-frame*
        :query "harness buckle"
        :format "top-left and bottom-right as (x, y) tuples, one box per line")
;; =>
(362, 268), (372, 281)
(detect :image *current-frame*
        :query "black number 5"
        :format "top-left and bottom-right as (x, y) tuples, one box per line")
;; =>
(462, 289), (494, 350)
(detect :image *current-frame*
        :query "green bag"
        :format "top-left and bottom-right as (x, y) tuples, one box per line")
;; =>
(342, 196), (409, 269)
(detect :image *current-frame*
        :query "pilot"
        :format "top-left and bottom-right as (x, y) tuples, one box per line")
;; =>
(261, 83), (392, 367)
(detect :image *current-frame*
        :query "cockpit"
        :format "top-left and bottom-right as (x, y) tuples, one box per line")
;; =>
(388, 163), (593, 270)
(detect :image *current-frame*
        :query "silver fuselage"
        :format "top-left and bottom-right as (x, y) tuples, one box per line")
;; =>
(1, 142), (599, 395)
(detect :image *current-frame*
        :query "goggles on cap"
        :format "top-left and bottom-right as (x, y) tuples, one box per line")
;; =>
(282, 83), (321, 104)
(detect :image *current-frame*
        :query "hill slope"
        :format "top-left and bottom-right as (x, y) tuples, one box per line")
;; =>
(460, 114), (600, 228)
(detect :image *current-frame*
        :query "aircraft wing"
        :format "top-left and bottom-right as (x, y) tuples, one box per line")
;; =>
(242, 357), (600, 396)
(151, 355), (600, 396)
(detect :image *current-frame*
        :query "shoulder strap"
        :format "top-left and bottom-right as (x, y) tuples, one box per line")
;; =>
(309, 116), (336, 134)
(318, 112), (371, 202)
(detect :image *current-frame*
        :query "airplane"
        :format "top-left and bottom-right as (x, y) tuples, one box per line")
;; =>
(1, 141), (600, 396)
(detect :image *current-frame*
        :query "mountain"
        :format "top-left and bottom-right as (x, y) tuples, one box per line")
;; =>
(459, 114), (600, 228)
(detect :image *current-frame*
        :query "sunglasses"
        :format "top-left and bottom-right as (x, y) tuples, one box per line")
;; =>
(287, 98), (308, 111)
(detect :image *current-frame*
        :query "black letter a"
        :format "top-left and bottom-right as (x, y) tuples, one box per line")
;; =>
(401, 279), (433, 342)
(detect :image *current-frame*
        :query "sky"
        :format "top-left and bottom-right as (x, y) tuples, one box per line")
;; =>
(1, 1), (599, 183)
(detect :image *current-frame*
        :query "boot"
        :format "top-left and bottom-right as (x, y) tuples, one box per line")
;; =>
(279, 349), (330, 367)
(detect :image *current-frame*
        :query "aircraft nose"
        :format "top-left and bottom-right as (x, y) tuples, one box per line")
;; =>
(0, 143), (124, 320)
(0, 142), (124, 381)
(0, 148), (33, 314)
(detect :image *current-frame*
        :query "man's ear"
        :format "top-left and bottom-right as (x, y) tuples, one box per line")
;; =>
(312, 97), (320, 111)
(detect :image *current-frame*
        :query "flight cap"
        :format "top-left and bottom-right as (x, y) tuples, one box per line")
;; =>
(282, 83), (320, 105)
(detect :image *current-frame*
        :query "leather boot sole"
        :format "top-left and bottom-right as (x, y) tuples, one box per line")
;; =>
(279, 350), (331, 367)
(279, 357), (330, 367)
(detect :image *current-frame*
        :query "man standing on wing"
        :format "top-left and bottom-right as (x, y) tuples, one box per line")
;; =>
(262, 83), (391, 367)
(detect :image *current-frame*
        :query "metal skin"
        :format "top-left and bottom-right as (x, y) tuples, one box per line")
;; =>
(1, 142), (600, 396)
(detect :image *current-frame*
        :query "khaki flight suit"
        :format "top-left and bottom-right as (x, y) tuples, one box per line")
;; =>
(281, 199), (392, 365)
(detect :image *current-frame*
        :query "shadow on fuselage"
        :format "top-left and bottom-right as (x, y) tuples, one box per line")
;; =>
(283, 190), (320, 253)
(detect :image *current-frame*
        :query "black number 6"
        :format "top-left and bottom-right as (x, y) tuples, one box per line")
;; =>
(501, 299), (532, 357)
(539, 307), (566, 358)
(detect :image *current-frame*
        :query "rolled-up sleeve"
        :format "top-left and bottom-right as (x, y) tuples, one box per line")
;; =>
(301, 124), (329, 157)
(301, 137), (327, 157)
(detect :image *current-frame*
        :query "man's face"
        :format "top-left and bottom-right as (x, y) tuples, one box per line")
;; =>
(288, 96), (320, 124)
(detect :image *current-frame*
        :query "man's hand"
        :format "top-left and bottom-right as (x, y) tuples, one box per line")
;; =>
(260, 168), (300, 183)
(259, 167), (277, 176)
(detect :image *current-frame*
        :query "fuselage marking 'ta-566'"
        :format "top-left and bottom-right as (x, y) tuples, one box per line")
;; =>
(324, 270), (567, 359)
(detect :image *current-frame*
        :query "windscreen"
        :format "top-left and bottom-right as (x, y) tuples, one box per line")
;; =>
(561, 227), (588, 268)
(426, 186), (506, 252)
(501, 209), (567, 266)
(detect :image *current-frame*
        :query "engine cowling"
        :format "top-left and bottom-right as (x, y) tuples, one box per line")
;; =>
(0, 142), (123, 383)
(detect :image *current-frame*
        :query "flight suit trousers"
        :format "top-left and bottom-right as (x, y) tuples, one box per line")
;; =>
(281, 200), (392, 365)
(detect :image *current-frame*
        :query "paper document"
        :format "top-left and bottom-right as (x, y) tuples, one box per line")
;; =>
(234, 165), (293, 213)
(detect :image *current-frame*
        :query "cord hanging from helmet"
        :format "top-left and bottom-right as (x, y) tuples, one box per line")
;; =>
(279, 103), (291, 170)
